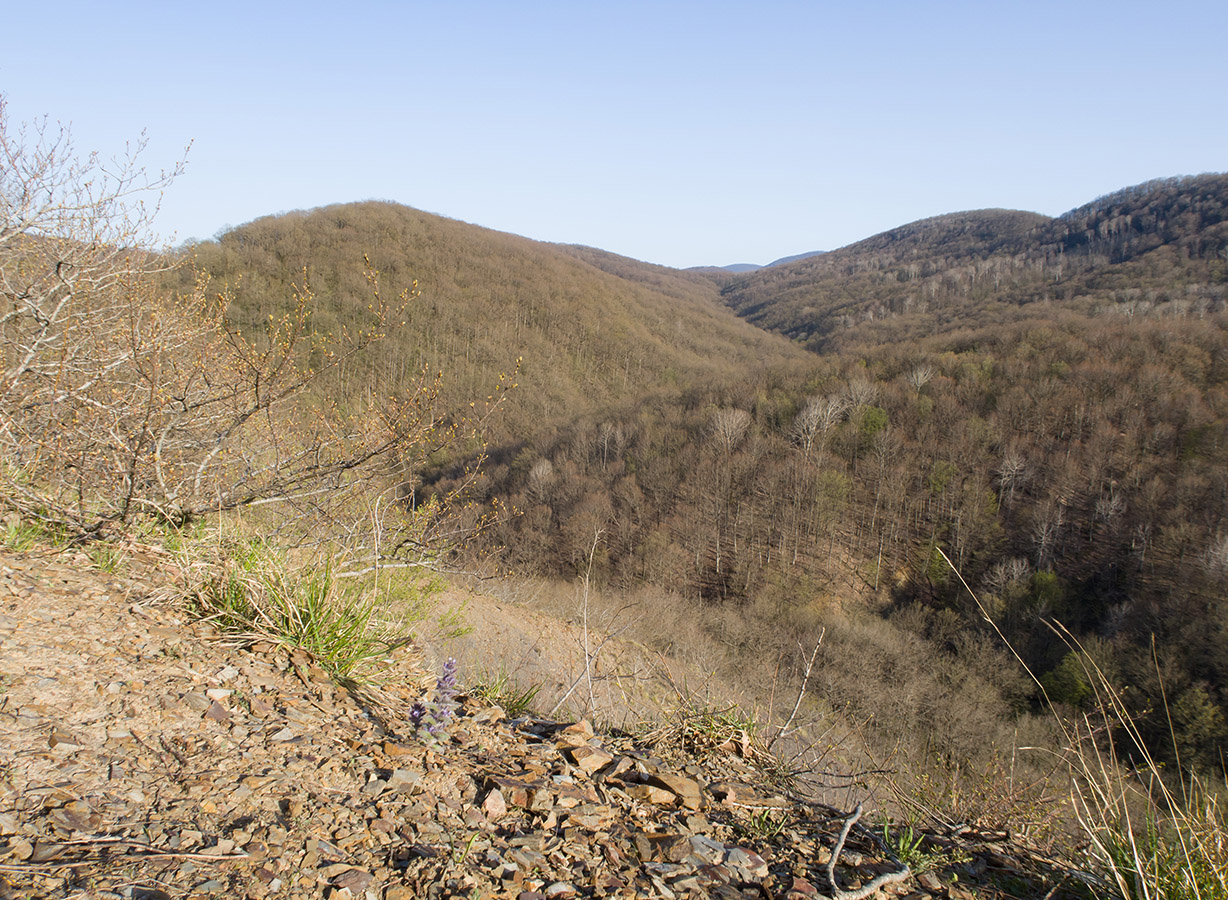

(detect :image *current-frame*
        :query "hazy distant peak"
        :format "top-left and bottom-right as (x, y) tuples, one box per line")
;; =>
(706, 251), (826, 273)
(765, 250), (827, 268)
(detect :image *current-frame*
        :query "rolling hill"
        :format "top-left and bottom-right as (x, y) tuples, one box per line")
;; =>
(719, 174), (1228, 351)
(181, 201), (811, 440)
(175, 177), (1228, 773)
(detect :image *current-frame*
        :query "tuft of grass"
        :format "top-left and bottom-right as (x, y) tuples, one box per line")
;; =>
(2, 519), (42, 551)
(2, 515), (70, 551)
(741, 808), (790, 841)
(1066, 664), (1228, 900)
(466, 669), (542, 718)
(879, 821), (967, 874)
(86, 543), (127, 574)
(640, 694), (789, 781)
(180, 535), (442, 685)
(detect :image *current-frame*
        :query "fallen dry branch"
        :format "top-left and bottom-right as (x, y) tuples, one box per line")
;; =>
(821, 802), (911, 900)
(1, 834), (252, 871)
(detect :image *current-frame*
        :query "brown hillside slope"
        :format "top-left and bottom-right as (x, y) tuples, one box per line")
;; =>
(720, 174), (1228, 351)
(185, 203), (810, 440)
(0, 547), (1088, 899)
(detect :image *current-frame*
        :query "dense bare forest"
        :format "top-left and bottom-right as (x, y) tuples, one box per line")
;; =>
(182, 202), (808, 441)
(193, 177), (1228, 773)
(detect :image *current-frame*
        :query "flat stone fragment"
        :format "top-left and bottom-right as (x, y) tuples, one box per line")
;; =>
(688, 834), (727, 865)
(557, 720), (594, 744)
(483, 787), (509, 819)
(182, 692), (211, 712)
(386, 768), (422, 793)
(644, 773), (704, 810)
(636, 833), (691, 863)
(566, 744), (614, 774)
(331, 868), (373, 892)
(723, 846), (769, 878)
(625, 783), (678, 805)
(917, 871), (944, 893)
(784, 876), (820, 898)
(204, 700), (230, 722)
(47, 729), (82, 752)
(489, 775), (552, 810)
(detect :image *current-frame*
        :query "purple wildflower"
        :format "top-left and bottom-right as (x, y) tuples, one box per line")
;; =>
(411, 658), (460, 744)
(409, 700), (427, 730)
(437, 658), (458, 698)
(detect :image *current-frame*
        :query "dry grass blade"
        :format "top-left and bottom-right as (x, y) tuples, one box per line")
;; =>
(940, 546), (1228, 900)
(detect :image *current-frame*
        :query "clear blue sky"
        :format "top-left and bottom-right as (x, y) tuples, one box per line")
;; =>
(3, 1), (1225, 268)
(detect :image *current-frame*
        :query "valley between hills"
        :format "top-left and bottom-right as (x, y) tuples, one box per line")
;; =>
(187, 174), (1228, 775)
(4, 149), (1228, 898)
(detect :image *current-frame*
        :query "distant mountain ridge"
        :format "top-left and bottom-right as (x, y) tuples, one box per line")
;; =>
(698, 250), (828, 274)
(718, 173), (1228, 351)
(765, 249), (828, 267)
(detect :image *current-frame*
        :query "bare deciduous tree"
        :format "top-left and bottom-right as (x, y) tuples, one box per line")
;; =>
(905, 363), (934, 392)
(708, 407), (752, 455)
(845, 375), (878, 410)
(0, 98), (507, 564)
(791, 394), (848, 459)
(996, 447), (1028, 509)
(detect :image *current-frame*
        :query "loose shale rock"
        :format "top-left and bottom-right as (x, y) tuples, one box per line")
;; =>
(0, 547), (1086, 899)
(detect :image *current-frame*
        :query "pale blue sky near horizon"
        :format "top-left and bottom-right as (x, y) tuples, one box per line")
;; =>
(3, 0), (1225, 269)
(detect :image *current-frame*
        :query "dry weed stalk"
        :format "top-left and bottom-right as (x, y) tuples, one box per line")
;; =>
(938, 546), (1228, 899)
(548, 530), (638, 718)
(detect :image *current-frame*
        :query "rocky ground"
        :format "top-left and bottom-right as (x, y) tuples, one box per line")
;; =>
(0, 546), (1097, 899)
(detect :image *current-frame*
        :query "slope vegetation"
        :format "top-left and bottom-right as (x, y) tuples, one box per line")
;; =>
(184, 202), (809, 439)
(458, 176), (1228, 774)
(177, 180), (1228, 794)
(721, 174), (1228, 351)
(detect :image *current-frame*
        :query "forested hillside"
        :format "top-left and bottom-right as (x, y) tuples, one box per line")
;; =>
(182, 202), (808, 441)
(446, 176), (1228, 770)
(187, 179), (1228, 773)
(721, 174), (1228, 352)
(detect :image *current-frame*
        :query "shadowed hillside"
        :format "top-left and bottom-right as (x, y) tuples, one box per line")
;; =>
(435, 176), (1228, 778)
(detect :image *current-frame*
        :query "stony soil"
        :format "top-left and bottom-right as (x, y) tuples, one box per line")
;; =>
(0, 546), (1095, 899)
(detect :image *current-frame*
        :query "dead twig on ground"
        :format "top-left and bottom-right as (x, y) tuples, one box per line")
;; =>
(820, 802), (911, 900)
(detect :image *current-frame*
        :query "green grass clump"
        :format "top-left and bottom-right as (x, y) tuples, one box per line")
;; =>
(2, 515), (71, 551)
(182, 535), (443, 684)
(466, 669), (542, 717)
(1074, 720), (1228, 900)
(85, 543), (127, 573)
(741, 808), (790, 841)
(879, 822), (968, 874)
